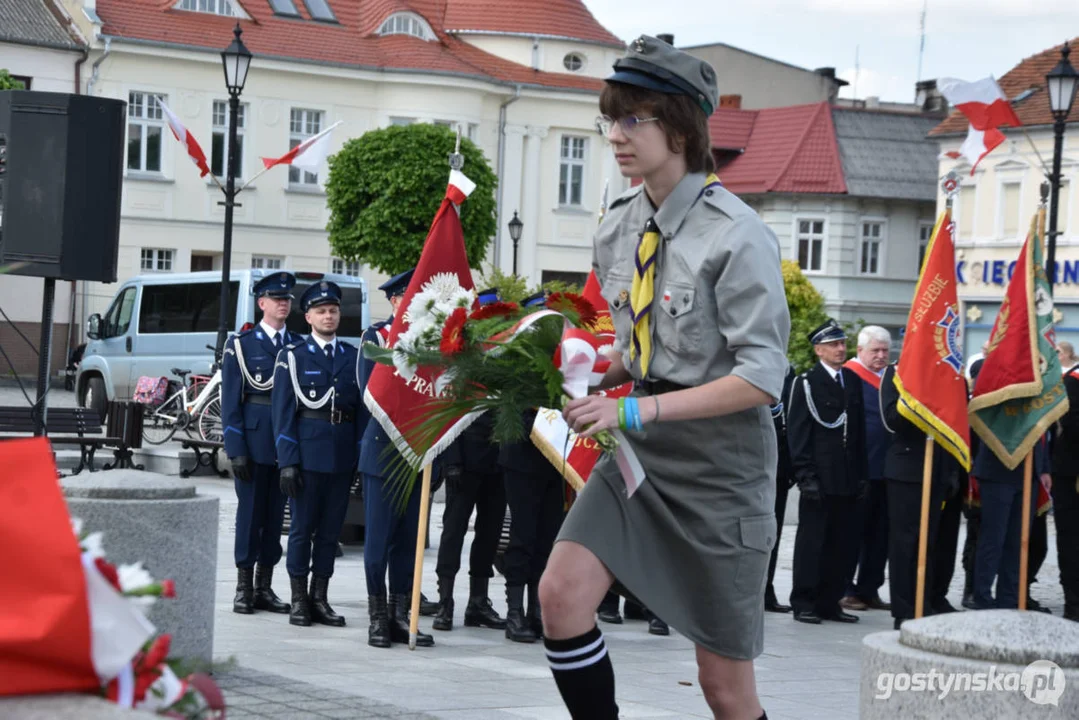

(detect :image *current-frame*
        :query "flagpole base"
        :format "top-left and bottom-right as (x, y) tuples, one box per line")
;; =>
(408, 632), (417, 650)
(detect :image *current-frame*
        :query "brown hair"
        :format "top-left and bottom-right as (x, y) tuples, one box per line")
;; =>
(599, 82), (715, 174)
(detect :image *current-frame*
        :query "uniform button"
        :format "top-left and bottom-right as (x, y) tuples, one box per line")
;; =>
(683, 295), (690, 305)
(705, 190), (714, 197)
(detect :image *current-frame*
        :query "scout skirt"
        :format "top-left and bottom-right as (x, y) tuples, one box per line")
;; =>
(557, 399), (778, 660)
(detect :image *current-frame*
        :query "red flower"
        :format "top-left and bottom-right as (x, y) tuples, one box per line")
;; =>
(440, 307), (468, 355)
(469, 301), (519, 321)
(94, 557), (122, 592)
(143, 634), (172, 669)
(161, 579), (176, 598)
(547, 292), (598, 329)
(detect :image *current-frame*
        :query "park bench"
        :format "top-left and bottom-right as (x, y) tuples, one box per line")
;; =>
(0, 405), (115, 474)
(178, 437), (230, 478)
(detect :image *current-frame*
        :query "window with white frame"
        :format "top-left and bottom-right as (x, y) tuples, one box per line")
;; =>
(127, 92), (165, 173)
(433, 119), (454, 128)
(958, 185), (976, 240)
(332, 258), (361, 276)
(251, 256), (283, 270)
(1001, 183), (1021, 238)
(175, 0), (242, 17)
(389, 116), (415, 127)
(918, 221), (934, 273)
(378, 12), (435, 40)
(289, 108), (323, 186)
(860, 221), (884, 275)
(559, 136), (587, 206)
(140, 248), (174, 272)
(211, 100), (245, 179)
(796, 218), (825, 272)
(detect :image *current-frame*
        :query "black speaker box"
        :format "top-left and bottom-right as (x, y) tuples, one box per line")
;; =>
(0, 91), (125, 282)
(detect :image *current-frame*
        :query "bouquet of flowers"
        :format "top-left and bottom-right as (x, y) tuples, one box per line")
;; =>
(364, 273), (617, 496)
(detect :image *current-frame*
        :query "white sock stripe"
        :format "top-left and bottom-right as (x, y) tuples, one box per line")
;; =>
(548, 645), (608, 672)
(544, 634), (605, 660)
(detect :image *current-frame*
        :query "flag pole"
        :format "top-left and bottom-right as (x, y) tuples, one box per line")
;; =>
(408, 464), (433, 649)
(914, 436), (934, 619)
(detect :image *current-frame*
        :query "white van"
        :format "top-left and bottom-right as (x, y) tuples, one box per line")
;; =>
(76, 269), (369, 418)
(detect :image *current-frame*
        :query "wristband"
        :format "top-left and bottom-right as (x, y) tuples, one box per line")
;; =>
(617, 398), (627, 431)
(628, 397), (643, 431)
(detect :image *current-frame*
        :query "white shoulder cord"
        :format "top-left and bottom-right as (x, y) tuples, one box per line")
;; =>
(233, 337), (274, 392)
(286, 348), (335, 410)
(801, 376), (847, 446)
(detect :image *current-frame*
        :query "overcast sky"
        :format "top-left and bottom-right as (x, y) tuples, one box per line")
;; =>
(585, 0), (1079, 103)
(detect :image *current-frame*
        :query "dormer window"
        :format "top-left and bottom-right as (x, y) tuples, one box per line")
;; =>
(378, 12), (435, 41)
(175, 0), (248, 17)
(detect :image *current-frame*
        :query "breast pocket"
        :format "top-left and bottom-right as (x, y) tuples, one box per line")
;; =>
(299, 368), (329, 399)
(246, 355), (274, 383)
(656, 281), (701, 353)
(601, 272), (634, 346)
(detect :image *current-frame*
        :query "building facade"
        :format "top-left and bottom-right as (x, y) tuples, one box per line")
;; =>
(930, 38), (1079, 362)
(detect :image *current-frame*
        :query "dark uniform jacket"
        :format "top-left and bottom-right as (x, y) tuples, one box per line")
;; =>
(221, 326), (301, 465)
(787, 362), (867, 496)
(443, 413), (500, 475)
(499, 410), (551, 475)
(772, 365), (795, 485)
(880, 364), (958, 492)
(356, 317), (398, 479)
(1052, 364), (1079, 477)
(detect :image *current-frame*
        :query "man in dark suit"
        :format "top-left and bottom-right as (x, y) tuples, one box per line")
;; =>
(1053, 341), (1079, 622)
(787, 319), (867, 624)
(879, 364), (958, 629)
(764, 364), (796, 613)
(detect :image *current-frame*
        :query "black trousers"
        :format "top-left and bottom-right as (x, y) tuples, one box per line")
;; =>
(887, 479), (944, 620)
(435, 468), (507, 580)
(1052, 473), (1079, 614)
(502, 463), (565, 589)
(847, 480), (889, 601)
(962, 511), (981, 594)
(1029, 511), (1048, 586)
(931, 484), (963, 608)
(790, 494), (858, 614)
(766, 478), (791, 598)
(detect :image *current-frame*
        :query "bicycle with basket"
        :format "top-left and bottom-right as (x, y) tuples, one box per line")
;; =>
(134, 344), (224, 445)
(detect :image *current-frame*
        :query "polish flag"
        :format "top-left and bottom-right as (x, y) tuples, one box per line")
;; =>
(261, 120), (342, 171)
(158, 100), (210, 177)
(939, 77), (1021, 175)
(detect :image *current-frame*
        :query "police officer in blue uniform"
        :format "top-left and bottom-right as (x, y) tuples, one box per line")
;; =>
(271, 280), (363, 627)
(357, 268), (436, 649)
(222, 272), (301, 616)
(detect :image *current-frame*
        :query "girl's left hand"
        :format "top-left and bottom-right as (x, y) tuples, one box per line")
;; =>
(563, 395), (619, 437)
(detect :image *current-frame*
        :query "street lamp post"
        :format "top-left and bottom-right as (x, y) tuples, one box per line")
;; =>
(508, 210), (523, 276)
(1045, 41), (1078, 290)
(214, 23), (252, 362)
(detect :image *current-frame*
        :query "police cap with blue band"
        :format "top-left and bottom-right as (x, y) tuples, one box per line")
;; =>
(379, 268), (415, 300)
(808, 318), (847, 345)
(476, 287), (500, 306)
(253, 272), (296, 299)
(608, 35), (719, 116)
(301, 280), (342, 312)
(521, 291), (546, 308)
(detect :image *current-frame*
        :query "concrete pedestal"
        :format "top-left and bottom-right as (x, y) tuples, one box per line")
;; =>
(0, 695), (157, 719)
(62, 471), (219, 665)
(861, 610), (1079, 718)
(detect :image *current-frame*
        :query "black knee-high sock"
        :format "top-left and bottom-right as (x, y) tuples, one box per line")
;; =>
(544, 625), (618, 720)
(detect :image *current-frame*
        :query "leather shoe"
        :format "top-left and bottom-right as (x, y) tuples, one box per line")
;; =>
(932, 599), (959, 614)
(893, 617), (905, 630)
(961, 591), (977, 610)
(822, 609), (860, 623)
(840, 595), (868, 611)
(863, 595), (891, 611)
(1026, 598), (1052, 614)
(419, 592), (439, 617)
(648, 617), (670, 636)
(597, 607), (623, 624)
(793, 610), (822, 625)
(765, 592), (792, 613)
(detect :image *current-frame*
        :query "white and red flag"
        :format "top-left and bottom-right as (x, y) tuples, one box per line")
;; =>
(939, 77), (1022, 174)
(261, 120), (342, 171)
(158, 99), (210, 177)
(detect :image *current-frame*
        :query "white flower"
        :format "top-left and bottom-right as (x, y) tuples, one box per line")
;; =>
(597, 343), (614, 356)
(81, 531), (105, 559)
(118, 561), (155, 592)
(135, 665), (187, 712)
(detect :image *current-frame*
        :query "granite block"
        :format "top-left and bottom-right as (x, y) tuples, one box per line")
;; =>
(899, 609), (1079, 668)
(0, 695), (157, 719)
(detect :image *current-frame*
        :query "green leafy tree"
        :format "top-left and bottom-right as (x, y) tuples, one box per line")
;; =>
(0, 69), (26, 90)
(325, 124), (497, 275)
(783, 260), (830, 373)
(476, 265), (530, 303)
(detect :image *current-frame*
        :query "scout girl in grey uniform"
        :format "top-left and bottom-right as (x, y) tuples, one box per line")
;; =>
(540, 36), (790, 720)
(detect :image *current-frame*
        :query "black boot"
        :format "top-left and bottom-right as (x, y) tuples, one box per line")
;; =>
(433, 576), (455, 632)
(389, 593), (434, 647)
(253, 565), (290, 614)
(464, 576), (506, 629)
(504, 585), (536, 643)
(289, 575), (312, 627)
(233, 567), (255, 614)
(309, 575), (346, 627)
(368, 595), (391, 648)
(527, 583), (543, 637)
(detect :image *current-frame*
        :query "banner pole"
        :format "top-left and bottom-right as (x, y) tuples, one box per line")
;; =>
(409, 464), (433, 649)
(1019, 452), (1033, 611)
(914, 436), (934, 619)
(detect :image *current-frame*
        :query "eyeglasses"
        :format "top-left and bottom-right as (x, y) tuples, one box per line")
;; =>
(595, 114), (660, 137)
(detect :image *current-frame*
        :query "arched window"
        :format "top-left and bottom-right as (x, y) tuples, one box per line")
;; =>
(174, 0), (246, 18)
(563, 52), (585, 72)
(378, 12), (435, 41)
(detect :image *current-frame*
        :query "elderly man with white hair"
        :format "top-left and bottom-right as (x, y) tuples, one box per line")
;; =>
(840, 325), (893, 612)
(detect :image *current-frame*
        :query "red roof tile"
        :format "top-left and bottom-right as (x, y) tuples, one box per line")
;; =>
(709, 102), (847, 195)
(931, 37), (1079, 136)
(94, 0), (603, 93)
(442, 0), (623, 47)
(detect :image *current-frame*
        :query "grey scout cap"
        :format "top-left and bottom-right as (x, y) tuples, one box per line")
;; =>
(608, 35), (719, 116)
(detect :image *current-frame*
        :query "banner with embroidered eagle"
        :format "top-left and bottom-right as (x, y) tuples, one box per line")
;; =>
(893, 209), (972, 470)
(968, 214), (1069, 470)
